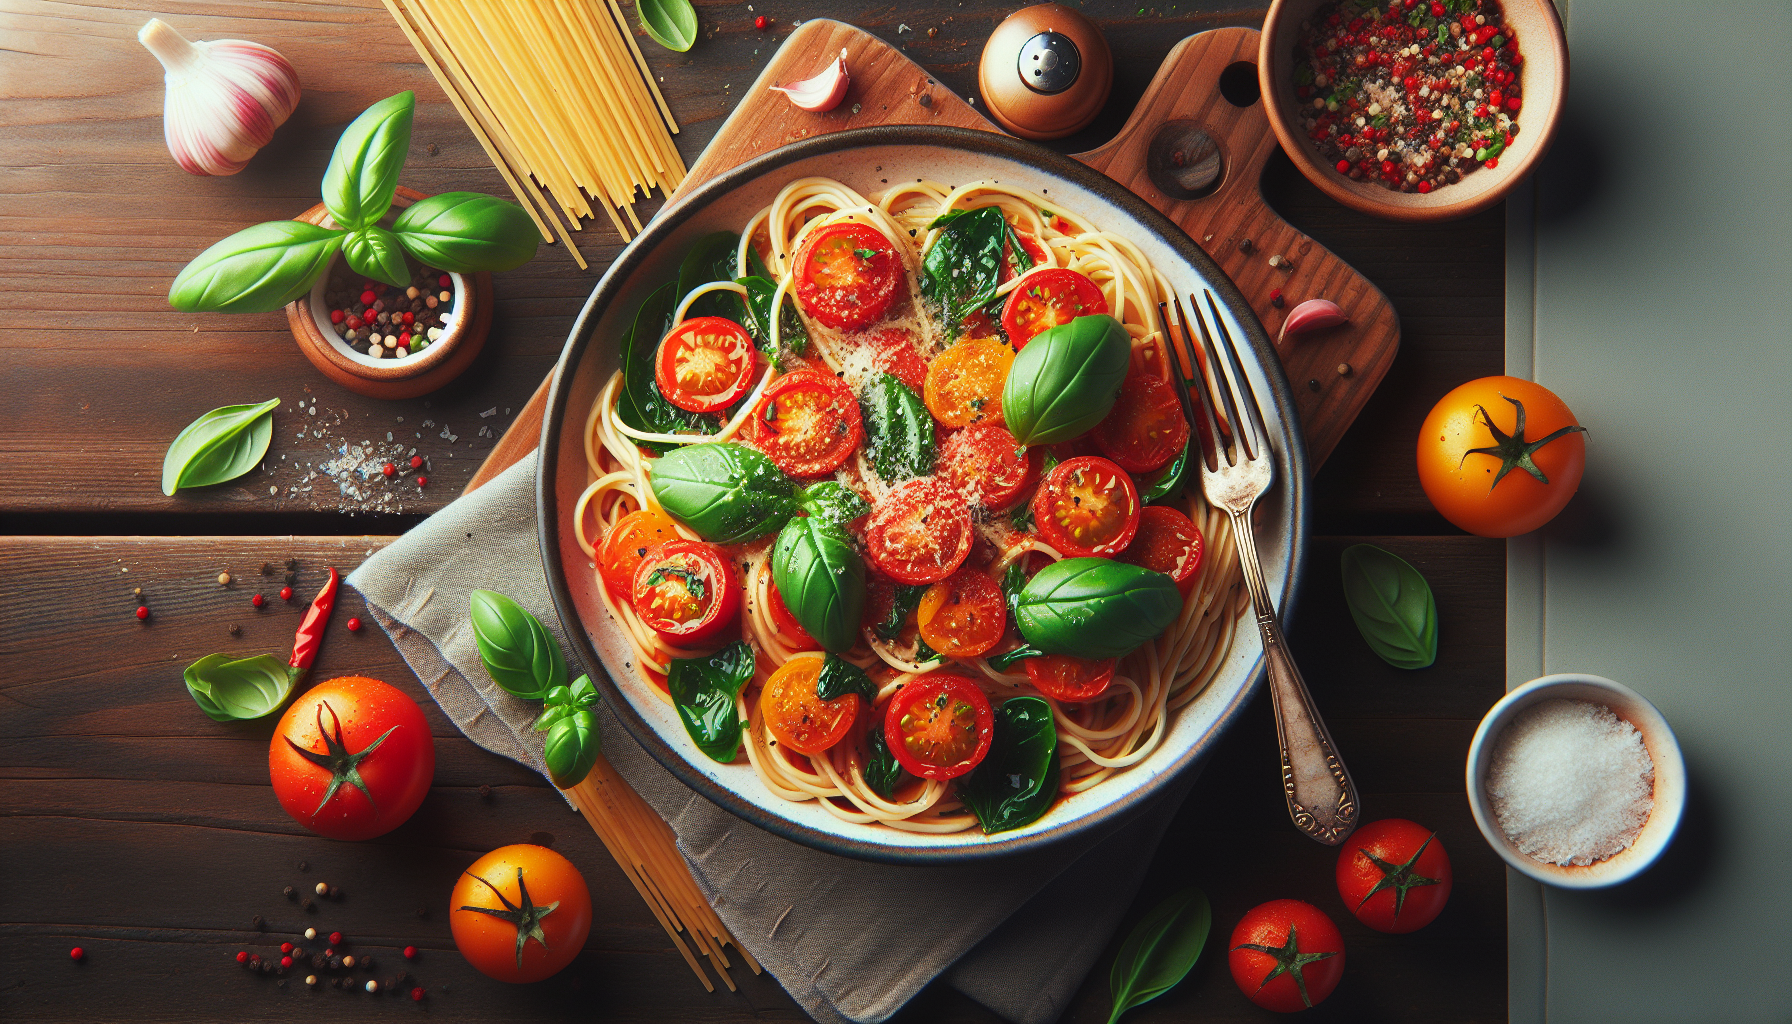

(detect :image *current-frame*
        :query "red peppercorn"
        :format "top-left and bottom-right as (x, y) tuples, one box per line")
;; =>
(280, 586), (294, 601)
(438, 274), (451, 288)
(1335, 159), (1350, 173)
(410, 455), (424, 469)
(1429, 0), (1443, 13)
(281, 942), (294, 955)
(1475, 104), (1488, 117)
(1483, 156), (1498, 169)
(403, 946), (417, 959)
(412, 987), (426, 1002)
(398, 334), (411, 348)
(754, 14), (768, 28)
(401, 311), (414, 325)
(1506, 96), (1521, 112)
(330, 932), (343, 946)
(382, 463), (397, 478)
(416, 476), (428, 488)
(330, 309), (345, 325)
(347, 618), (361, 632)
(70, 947), (84, 961)
(360, 290), (376, 306)
(135, 606), (149, 621)
(1418, 180), (1432, 194)
(1483, 46), (1495, 62)
(252, 593), (265, 608)
(280, 956), (293, 969)
(1381, 160), (1396, 176)
(236, 951), (249, 964)
(345, 315), (362, 330)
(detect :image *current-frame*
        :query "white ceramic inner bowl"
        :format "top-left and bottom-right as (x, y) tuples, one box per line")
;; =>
(305, 254), (465, 370)
(1466, 673), (1686, 889)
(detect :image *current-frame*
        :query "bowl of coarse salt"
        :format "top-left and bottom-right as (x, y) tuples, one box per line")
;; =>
(1466, 673), (1686, 889)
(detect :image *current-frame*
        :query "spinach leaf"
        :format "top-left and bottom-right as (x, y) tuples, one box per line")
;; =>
(1340, 544), (1438, 669)
(542, 708), (601, 788)
(859, 372), (936, 482)
(468, 589), (567, 700)
(650, 442), (797, 543)
(1141, 437), (1194, 506)
(668, 640), (755, 762)
(815, 653), (877, 703)
(618, 282), (712, 452)
(168, 221), (344, 314)
(161, 398), (279, 496)
(392, 191), (539, 274)
(738, 275), (810, 360)
(1106, 887), (1212, 1024)
(914, 636), (942, 665)
(921, 206), (1009, 335)
(798, 480), (870, 528)
(863, 720), (906, 799)
(874, 583), (928, 642)
(987, 644), (1044, 672)
(1016, 558), (1181, 659)
(321, 90), (413, 231)
(1002, 314), (1133, 447)
(183, 653), (301, 722)
(958, 696), (1059, 834)
(637, 0), (699, 51)
(771, 516), (866, 654)
(677, 231), (746, 322)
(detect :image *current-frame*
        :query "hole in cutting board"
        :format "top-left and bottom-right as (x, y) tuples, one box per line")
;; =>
(1219, 61), (1261, 107)
(1147, 121), (1225, 200)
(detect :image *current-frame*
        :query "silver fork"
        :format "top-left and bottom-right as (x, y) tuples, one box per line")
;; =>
(1170, 291), (1360, 846)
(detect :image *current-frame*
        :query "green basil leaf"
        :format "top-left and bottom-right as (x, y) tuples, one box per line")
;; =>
(914, 636), (943, 665)
(468, 589), (567, 700)
(859, 372), (937, 482)
(798, 480), (870, 528)
(1141, 437), (1194, 505)
(342, 225), (409, 288)
(739, 275), (810, 359)
(677, 231), (746, 322)
(987, 644), (1044, 672)
(618, 283), (715, 452)
(534, 703), (576, 733)
(921, 206), (1008, 335)
(1107, 887), (1212, 1024)
(1001, 560), (1028, 629)
(168, 221), (343, 314)
(321, 91), (414, 230)
(161, 398), (280, 496)
(542, 708), (601, 788)
(1011, 502), (1036, 532)
(393, 191), (540, 273)
(958, 696), (1059, 834)
(874, 583), (928, 642)
(668, 640), (755, 762)
(183, 653), (299, 722)
(651, 442), (798, 543)
(815, 653), (877, 703)
(863, 718), (907, 799)
(771, 516), (867, 654)
(1340, 544), (1438, 669)
(566, 673), (599, 707)
(637, 0), (698, 51)
(1002, 314), (1133, 447)
(1016, 558), (1181, 659)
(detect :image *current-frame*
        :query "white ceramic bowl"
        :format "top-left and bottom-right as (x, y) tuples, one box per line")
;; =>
(1466, 673), (1685, 888)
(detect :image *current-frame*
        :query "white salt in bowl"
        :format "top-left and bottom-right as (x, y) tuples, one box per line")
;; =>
(1465, 673), (1686, 889)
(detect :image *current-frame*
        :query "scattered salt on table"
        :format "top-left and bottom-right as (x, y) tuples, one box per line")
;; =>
(1487, 698), (1654, 866)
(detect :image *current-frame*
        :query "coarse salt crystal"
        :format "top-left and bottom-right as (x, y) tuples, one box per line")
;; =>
(480, 407), (497, 418)
(1486, 698), (1654, 866)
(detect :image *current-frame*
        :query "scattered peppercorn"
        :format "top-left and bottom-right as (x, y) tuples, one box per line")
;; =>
(252, 593), (265, 608)
(329, 956), (344, 970)
(312, 953), (328, 969)
(318, 884), (332, 898)
(261, 563), (273, 575)
(306, 974), (318, 987)
(416, 906), (430, 919)
(70, 947), (84, 961)
(237, 951), (250, 964)
(136, 606), (149, 621)
(366, 980), (380, 994)
(281, 942), (294, 954)
(229, 623), (241, 636)
(1238, 237), (1254, 254)
(361, 955), (377, 972)
(252, 915), (265, 930)
(412, 987), (426, 1002)
(280, 956), (294, 969)
(1337, 362), (1352, 376)
(410, 455), (424, 469)
(329, 930), (343, 945)
(302, 898), (316, 912)
(286, 558), (298, 571)
(1307, 378), (1321, 392)
(479, 783), (493, 800)
(280, 586), (294, 601)
(415, 476), (428, 488)
(403, 946), (417, 960)
(382, 463), (396, 478)
(305, 927), (317, 940)
(284, 571), (297, 585)
(754, 14), (768, 28)
(217, 572), (231, 586)
(1269, 254), (1291, 269)
(342, 955), (356, 969)
(297, 860), (308, 871)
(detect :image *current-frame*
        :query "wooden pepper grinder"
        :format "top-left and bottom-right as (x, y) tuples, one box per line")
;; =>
(978, 3), (1113, 140)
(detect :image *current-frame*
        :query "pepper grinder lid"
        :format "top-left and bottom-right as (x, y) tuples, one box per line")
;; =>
(978, 3), (1112, 141)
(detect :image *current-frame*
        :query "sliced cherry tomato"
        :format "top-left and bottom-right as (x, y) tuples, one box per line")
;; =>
(597, 508), (678, 594)
(997, 230), (1051, 284)
(938, 424), (1039, 511)
(744, 368), (864, 477)
(653, 316), (758, 413)
(1228, 900), (1346, 1012)
(1024, 655), (1117, 703)
(1336, 818), (1453, 933)
(760, 654), (860, 755)
(924, 337), (1014, 428)
(959, 307), (1005, 342)
(1001, 268), (1108, 348)
(765, 575), (820, 650)
(870, 328), (928, 394)
(865, 478), (973, 584)
(916, 568), (1006, 658)
(793, 221), (902, 330)
(1119, 506), (1205, 596)
(1031, 456), (1141, 557)
(1092, 372), (1190, 472)
(630, 539), (740, 647)
(883, 674), (995, 779)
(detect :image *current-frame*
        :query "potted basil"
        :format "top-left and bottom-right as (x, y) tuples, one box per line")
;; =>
(167, 91), (541, 399)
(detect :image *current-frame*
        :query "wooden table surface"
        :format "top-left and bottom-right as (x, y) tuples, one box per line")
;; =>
(0, 1), (1505, 1021)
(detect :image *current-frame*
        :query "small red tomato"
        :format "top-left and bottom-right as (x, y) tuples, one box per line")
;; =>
(1228, 900), (1345, 1012)
(269, 676), (434, 841)
(1335, 818), (1452, 933)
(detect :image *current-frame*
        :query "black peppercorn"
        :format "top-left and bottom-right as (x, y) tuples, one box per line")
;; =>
(284, 885), (296, 900)
(229, 623), (242, 636)
(330, 956), (344, 970)
(302, 899), (316, 912)
(285, 558), (298, 571)
(361, 955), (376, 972)
(252, 915), (265, 930)
(297, 860), (309, 871)
(312, 953), (328, 970)
(284, 571), (297, 585)
(479, 784), (493, 800)
(1238, 237), (1254, 254)
(1307, 378), (1321, 392)
(416, 906), (429, 919)
(260, 562), (273, 575)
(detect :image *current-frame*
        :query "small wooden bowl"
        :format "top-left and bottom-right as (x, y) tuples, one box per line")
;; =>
(1258, 0), (1567, 222)
(284, 186), (493, 400)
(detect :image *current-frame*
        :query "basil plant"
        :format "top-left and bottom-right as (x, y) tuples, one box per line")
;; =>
(169, 91), (539, 314)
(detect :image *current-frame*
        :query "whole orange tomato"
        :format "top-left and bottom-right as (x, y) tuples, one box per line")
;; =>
(1417, 376), (1587, 537)
(269, 676), (434, 840)
(451, 844), (592, 983)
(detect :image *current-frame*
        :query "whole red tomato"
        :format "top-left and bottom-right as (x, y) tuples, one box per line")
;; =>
(1335, 818), (1452, 933)
(269, 676), (434, 841)
(1228, 899), (1345, 1013)
(452, 844), (592, 983)
(1417, 376), (1586, 537)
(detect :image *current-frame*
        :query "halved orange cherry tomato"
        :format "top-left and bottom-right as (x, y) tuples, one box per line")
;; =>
(654, 316), (759, 413)
(870, 328), (928, 394)
(760, 655), (860, 755)
(939, 424), (1040, 511)
(1120, 506), (1205, 596)
(1025, 654), (1118, 703)
(597, 508), (678, 594)
(925, 337), (1014, 428)
(766, 575), (819, 651)
(883, 674), (995, 780)
(1032, 456), (1141, 557)
(793, 221), (903, 330)
(916, 568), (1007, 659)
(630, 539), (740, 647)
(865, 478), (973, 584)
(1092, 371), (1190, 472)
(1002, 268), (1108, 348)
(744, 368), (864, 477)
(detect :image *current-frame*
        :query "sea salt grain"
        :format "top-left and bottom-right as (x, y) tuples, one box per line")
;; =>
(1487, 698), (1654, 866)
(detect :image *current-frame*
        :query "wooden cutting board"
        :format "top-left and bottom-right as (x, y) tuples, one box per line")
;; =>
(467, 18), (1397, 492)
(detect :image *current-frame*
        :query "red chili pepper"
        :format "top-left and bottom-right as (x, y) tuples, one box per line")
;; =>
(288, 567), (339, 676)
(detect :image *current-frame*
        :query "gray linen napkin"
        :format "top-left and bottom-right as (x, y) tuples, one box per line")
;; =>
(348, 452), (1197, 1024)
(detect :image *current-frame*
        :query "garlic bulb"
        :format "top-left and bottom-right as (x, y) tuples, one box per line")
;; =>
(770, 48), (850, 113)
(138, 18), (300, 176)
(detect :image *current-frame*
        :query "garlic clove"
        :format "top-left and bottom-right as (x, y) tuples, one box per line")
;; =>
(769, 48), (851, 113)
(1276, 298), (1349, 345)
(139, 18), (300, 176)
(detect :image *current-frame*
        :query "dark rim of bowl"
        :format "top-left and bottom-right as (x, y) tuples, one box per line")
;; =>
(538, 124), (1311, 864)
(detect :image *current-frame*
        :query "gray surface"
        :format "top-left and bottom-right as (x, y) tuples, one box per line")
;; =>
(1505, 2), (1792, 1021)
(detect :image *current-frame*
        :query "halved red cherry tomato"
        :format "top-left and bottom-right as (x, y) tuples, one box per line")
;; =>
(870, 328), (928, 394)
(866, 478), (973, 584)
(654, 316), (758, 413)
(745, 368), (864, 477)
(1119, 506), (1205, 596)
(1092, 372), (1190, 472)
(884, 674), (995, 780)
(793, 221), (902, 330)
(1031, 456), (1142, 557)
(925, 337), (1014, 428)
(597, 508), (678, 595)
(1002, 269), (1108, 348)
(630, 539), (740, 646)
(939, 424), (1040, 511)
(760, 655), (860, 755)
(1025, 654), (1117, 703)
(766, 575), (819, 651)
(916, 569), (1006, 658)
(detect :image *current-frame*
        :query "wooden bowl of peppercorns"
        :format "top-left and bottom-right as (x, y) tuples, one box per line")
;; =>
(1259, 0), (1567, 222)
(284, 187), (494, 400)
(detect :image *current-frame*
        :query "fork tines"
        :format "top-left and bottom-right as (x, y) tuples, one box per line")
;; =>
(1189, 290), (1273, 466)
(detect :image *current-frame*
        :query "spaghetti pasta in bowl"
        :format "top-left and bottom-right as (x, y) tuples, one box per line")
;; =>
(540, 127), (1309, 862)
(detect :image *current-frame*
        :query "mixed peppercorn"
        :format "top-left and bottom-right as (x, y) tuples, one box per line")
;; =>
(324, 261), (457, 359)
(1293, 0), (1523, 193)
